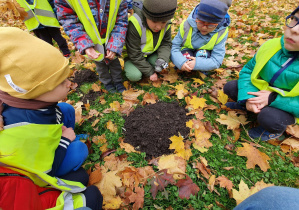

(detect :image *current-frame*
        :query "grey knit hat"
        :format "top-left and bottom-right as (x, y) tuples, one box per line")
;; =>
(142, 0), (177, 22)
(196, 0), (232, 23)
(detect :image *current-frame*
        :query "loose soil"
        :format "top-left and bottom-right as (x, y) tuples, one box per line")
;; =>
(124, 102), (190, 159)
(72, 69), (98, 87)
(82, 90), (102, 105)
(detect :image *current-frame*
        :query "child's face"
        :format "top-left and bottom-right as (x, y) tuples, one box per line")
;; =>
(284, 11), (299, 51)
(35, 79), (71, 102)
(196, 19), (218, 35)
(146, 19), (167, 33)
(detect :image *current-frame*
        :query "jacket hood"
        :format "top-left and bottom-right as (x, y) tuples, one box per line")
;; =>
(187, 4), (230, 35)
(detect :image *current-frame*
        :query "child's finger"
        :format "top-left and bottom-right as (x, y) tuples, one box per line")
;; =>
(247, 92), (260, 96)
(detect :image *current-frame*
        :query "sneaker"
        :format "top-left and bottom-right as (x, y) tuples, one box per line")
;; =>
(114, 82), (126, 93)
(225, 102), (246, 111)
(104, 83), (116, 93)
(248, 126), (283, 141)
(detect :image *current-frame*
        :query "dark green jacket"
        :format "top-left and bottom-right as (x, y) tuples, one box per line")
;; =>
(125, 6), (172, 77)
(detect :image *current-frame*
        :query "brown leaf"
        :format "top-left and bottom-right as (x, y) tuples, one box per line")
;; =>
(129, 187), (145, 210)
(193, 160), (211, 180)
(88, 164), (102, 185)
(176, 175), (200, 199)
(92, 83), (101, 92)
(237, 143), (271, 172)
(152, 79), (162, 87)
(216, 175), (234, 191)
(142, 92), (159, 105)
(150, 169), (176, 199)
(162, 68), (179, 83)
(286, 125), (299, 138)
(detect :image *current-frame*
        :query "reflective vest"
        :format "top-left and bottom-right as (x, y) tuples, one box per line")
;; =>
(179, 19), (228, 51)
(16, 0), (60, 31)
(64, 0), (122, 61)
(126, 13), (171, 57)
(252, 38), (299, 97)
(0, 123), (86, 209)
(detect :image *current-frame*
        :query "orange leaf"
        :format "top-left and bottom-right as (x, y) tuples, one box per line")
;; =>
(216, 175), (234, 191)
(88, 164), (102, 185)
(142, 92), (159, 105)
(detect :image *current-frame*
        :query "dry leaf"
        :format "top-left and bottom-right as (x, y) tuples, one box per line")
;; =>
(216, 111), (248, 130)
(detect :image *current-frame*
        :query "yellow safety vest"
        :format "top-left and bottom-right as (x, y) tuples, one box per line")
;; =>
(16, 0), (60, 31)
(179, 19), (228, 51)
(0, 123), (86, 209)
(64, 0), (122, 61)
(126, 13), (171, 57)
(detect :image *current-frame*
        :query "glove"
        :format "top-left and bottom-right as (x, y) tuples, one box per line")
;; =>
(155, 59), (168, 72)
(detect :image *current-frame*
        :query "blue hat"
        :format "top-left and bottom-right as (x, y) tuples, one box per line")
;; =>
(196, 0), (232, 24)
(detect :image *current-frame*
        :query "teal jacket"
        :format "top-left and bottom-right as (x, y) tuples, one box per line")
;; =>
(238, 37), (299, 118)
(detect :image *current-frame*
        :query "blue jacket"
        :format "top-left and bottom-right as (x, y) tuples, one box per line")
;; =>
(170, 4), (230, 71)
(2, 103), (70, 176)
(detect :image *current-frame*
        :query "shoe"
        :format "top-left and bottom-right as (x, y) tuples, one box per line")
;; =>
(104, 83), (116, 93)
(114, 82), (126, 93)
(225, 102), (246, 111)
(63, 53), (71, 58)
(248, 126), (283, 141)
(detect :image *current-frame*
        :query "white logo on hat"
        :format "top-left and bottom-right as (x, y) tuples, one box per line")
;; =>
(4, 74), (27, 93)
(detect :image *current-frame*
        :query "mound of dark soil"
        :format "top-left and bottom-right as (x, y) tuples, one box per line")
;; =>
(124, 102), (190, 159)
(82, 90), (102, 104)
(73, 69), (98, 87)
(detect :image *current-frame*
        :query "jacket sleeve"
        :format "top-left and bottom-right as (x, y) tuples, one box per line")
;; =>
(106, 0), (128, 55)
(193, 33), (228, 71)
(156, 26), (172, 62)
(170, 30), (188, 69)
(237, 55), (260, 102)
(48, 136), (71, 176)
(126, 22), (155, 77)
(54, 0), (94, 54)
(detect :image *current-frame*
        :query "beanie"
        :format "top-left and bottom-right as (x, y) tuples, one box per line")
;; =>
(291, 6), (299, 15)
(196, 0), (232, 24)
(0, 27), (70, 99)
(142, 0), (177, 22)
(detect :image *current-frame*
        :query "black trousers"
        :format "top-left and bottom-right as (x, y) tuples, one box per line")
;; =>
(33, 27), (70, 56)
(223, 80), (295, 133)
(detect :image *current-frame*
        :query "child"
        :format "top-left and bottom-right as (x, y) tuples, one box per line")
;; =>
(124, 0), (177, 82)
(16, 0), (71, 57)
(223, 6), (299, 141)
(171, 0), (231, 72)
(55, 0), (128, 93)
(0, 27), (102, 209)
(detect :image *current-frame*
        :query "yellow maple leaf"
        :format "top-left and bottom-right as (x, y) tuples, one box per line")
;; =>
(236, 143), (271, 172)
(192, 78), (205, 85)
(217, 90), (229, 105)
(103, 196), (122, 210)
(174, 84), (189, 99)
(169, 135), (184, 151)
(190, 96), (207, 110)
(109, 101), (120, 111)
(106, 120), (117, 133)
(97, 171), (122, 201)
(158, 154), (186, 177)
(216, 111), (248, 130)
(186, 120), (193, 129)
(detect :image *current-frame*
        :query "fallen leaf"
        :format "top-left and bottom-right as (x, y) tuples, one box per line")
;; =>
(119, 138), (140, 153)
(92, 83), (101, 92)
(281, 138), (299, 152)
(286, 125), (299, 138)
(217, 90), (228, 105)
(176, 175), (200, 199)
(150, 169), (176, 199)
(208, 175), (216, 192)
(88, 164), (102, 185)
(216, 111), (248, 130)
(189, 96), (207, 109)
(106, 120), (117, 133)
(236, 143), (271, 172)
(216, 175), (234, 191)
(142, 92), (159, 105)
(162, 68), (179, 83)
(158, 154), (186, 177)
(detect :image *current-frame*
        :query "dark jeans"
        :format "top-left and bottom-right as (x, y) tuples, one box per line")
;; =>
(95, 58), (123, 85)
(223, 80), (295, 133)
(33, 27), (70, 56)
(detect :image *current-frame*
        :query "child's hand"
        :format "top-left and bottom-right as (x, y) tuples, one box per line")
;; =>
(150, 73), (158, 81)
(247, 90), (271, 107)
(181, 62), (192, 72)
(186, 56), (196, 70)
(85, 47), (101, 59)
(62, 126), (76, 142)
(105, 50), (116, 60)
(246, 101), (262, 113)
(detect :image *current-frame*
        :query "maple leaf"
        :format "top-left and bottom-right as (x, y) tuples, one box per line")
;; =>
(217, 90), (228, 105)
(92, 134), (108, 153)
(192, 78), (205, 85)
(142, 92), (158, 105)
(232, 179), (274, 205)
(176, 175), (200, 199)
(193, 158), (211, 179)
(150, 169), (176, 199)
(119, 100), (135, 116)
(174, 84), (189, 99)
(106, 120), (117, 133)
(236, 143), (271, 172)
(88, 164), (102, 185)
(192, 119), (213, 149)
(158, 154), (186, 177)
(129, 187), (145, 210)
(281, 138), (299, 152)
(216, 111), (248, 130)
(102, 153), (132, 173)
(189, 96), (207, 109)
(74, 101), (83, 123)
(88, 109), (100, 119)
(119, 138), (140, 153)
(72, 51), (85, 64)
(103, 196), (122, 210)
(91, 83), (101, 92)
(152, 79), (162, 87)
(122, 89), (145, 103)
(286, 125), (299, 138)
(162, 68), (179, 83)
(168, 135), (192, 161)
(216, 175), (234, 192)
